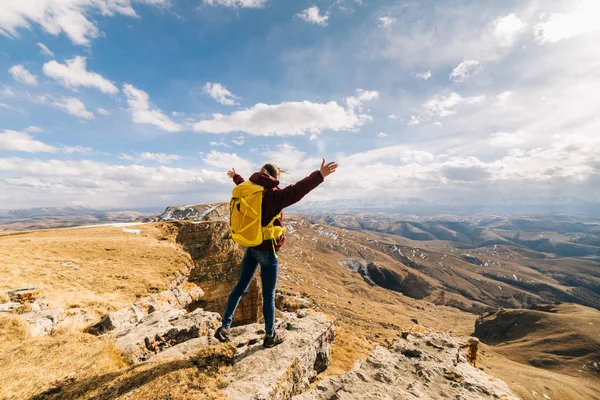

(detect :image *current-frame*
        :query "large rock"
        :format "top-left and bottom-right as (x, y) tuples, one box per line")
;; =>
(89, 281), (205, 334)
(21, 310), (64, 336)
(222, 311), (335, 400)
(166, 220), (262, 327)
(113, 308), (221, 363)
(5, 287), (44, 303)
(296, 328), (518, 400)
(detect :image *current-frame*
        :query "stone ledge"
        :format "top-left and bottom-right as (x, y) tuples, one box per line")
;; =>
(223, 311), (336, 400)
(89, 281), (205, 334)
(113, 308), (221, 364)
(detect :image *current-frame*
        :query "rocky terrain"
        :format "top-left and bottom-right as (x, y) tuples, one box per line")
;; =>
(301, 212), (600, 313)
(1, 204), (599, 400)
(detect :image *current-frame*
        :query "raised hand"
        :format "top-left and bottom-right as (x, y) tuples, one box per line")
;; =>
(319, 159), (338, 178)
(227, 168), (237, 178)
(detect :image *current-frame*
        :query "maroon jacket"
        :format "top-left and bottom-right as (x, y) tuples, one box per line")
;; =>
(232, 170), (324, 251)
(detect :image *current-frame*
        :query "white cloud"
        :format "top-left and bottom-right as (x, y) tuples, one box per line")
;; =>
(378, 17), (396, 28)
(0, 130), (58, 153)
(63, 145), (93, 154)
(123, 84), (182, 132)
(345, 89), (379, 111)
(388, 114), (400, 120)
(8, 65), (38, 85)
(209, 139), (230, 147)
(24, 125), (43, 133)
(231, 135), (245, 145)
(37, 42), (54, 57)
(203, 150), (253, 176)
(194, 96), (375, 136)
(408, 92), (486, 125)
(0, 157), (229, 209)
(53, 97), (94, 119)
(415, 71), (432, 80)
(0, 0), (169, 46)
(534, 0), (600, 44)
(377, 132), (388, 138)
(263, 143), (320, 175)
(424, 92), (485, 118)
(119, 152), (183, 164)
(43, 56), (118, 94)
(203, 0), (266, 8)
(296, 6), (329, 26)
(496, 91), (512, 103)
(490, 131), (526, 147)
(97, 107), (110, 116)
(492, 13), (525, 47)
(203, 82), (239, 106)
(449, 60), (480, 82)
(407, 115), (421, 126)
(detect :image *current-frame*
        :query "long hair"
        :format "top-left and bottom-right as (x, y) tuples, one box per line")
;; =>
(260, 163), (286, 179)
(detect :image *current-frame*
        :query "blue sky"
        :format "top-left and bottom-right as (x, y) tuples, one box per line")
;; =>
(0, 0), (599, 209)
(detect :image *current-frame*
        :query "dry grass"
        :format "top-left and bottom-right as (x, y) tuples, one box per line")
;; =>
(324, 325), (372, 376)
(0, 315), (29, 342)
(28, 343), (235, 400)
(0, 317), (126, 399)
(0, 292), (9, 303)
(0, 224), (191, 316)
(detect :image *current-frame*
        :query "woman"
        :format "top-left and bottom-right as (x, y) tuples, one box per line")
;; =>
(215, 159), (338, 348)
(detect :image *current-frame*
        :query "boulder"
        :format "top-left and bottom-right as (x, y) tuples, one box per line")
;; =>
(5, 287), (44, 303)
(113, 308), (221, 364)
(21, 310), (64, 336)
(89, 281), (205, 334)
(295, 329), (518, 400)
(222, 311), (335, 400)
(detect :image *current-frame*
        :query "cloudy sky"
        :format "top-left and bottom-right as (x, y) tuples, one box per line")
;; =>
(0, 0), (598, 209)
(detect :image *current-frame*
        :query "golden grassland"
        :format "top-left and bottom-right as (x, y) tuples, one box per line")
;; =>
(0, 225), (191, 317)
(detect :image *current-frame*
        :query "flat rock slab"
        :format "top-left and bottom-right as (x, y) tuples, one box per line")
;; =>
(21, 310), (64, 336)
(113, 308), (221, 364)
(223, 311), (335, 400)
(5, 287), (44, 303)
(295, 329), (519, 400)
(90, 281), (205, 334)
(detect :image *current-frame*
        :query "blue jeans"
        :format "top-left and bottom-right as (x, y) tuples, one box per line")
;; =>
(221, 247), (278, 336)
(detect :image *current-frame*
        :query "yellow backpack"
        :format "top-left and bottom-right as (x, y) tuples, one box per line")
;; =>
(229, 181), (286, 252)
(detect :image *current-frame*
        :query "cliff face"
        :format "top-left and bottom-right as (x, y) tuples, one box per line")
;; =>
(164, 220), (262, 326)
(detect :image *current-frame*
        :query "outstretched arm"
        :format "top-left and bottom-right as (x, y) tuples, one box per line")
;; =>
(274, 159), (338, 209)
(228, 168), (244, 185)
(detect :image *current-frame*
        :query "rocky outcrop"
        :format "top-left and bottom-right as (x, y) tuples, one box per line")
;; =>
(5, 287), (44, 303)
(343, 259), (434, 300)
(89, 281), (205, 334)
(20, 310), (64, 336)
(1, 287), (66, 336)
(159, 203), (229, 222)
(296, 327), (518, 400)
(222, 311), (336, 400)
(113, 308), (222, 363)
(167, 220), (262, 326)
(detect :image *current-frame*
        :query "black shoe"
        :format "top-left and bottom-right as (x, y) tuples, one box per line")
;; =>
(263, 331), (285, 348)
(215, 326), (231, 343)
